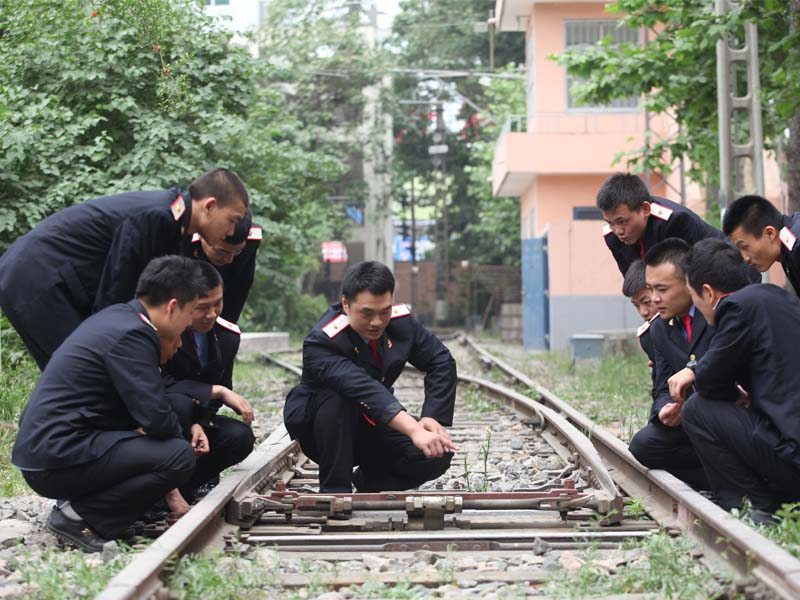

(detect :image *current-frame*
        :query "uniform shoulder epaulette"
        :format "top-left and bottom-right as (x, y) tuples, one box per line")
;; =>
(170, 196), (186, 221)
(391, 304), (412, 319)
(191, 232), (201, 243)
(216, 316), (240, 334)
(322, 313), (349, 338)
(780, 226), (797, 251)
(138, 313), (157, 331)
(636, 314), (659, 338)
(248, 226), (263, 241)
(602, 224), (613, 236)
(649, 202), (673, 222)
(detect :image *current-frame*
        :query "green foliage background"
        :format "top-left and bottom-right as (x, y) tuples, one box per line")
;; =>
(0, 0), (347, 334)
(387, 0), (525, 266)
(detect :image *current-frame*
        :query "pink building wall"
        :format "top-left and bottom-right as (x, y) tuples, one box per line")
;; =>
(494, 0), (787, 348)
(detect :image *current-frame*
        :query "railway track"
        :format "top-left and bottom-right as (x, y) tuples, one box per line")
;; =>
(97, 338), (800, 599)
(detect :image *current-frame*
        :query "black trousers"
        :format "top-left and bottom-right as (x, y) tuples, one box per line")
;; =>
(0, 286), (84, 370)
(682, 393), (800, 511)
(628, 421), (709, 490)
(165, 392), (255, 501)
(299, 388), (452, 493)
(22, 436), (195, 539)
(182, 416), (254, 500)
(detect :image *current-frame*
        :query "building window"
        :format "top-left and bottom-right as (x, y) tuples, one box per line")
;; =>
(206, 0), (230, 6)
(565, 20), (639, 110)
(572, 206), (603, 220)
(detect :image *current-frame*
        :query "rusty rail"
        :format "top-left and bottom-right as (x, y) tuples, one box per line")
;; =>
(464, 336), (800, 599)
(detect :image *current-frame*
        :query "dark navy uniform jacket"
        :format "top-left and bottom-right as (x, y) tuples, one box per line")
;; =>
(649, 309), (713, 424)
(0, 188), (191, 316)
(604, 197), (723, 275)
(0, 189), (192, 366)
(161, 317), (241, 423)
(183, 226), (261, 323)
(636, 314), (658, 363)
(283, 303), (457, 440)
(778, 212), (800, 295)
(693, 284), (800, 467)
(12, 300), (182, 471)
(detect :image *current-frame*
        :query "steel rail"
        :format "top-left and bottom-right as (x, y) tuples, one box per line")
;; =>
(464, 336), (800, 599)
(97, 426), (298, 600)
(263, 351), (623, 516)
(458, 373), (622, 517)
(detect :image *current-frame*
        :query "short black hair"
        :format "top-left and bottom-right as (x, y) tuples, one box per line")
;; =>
(189, 168), (249, 208)
(596, 173), (650, 212)
(644, 238), (691, 278)
(135, 256), (206, 307)
(195, 260), (223, 297)
(341, 261), (395, 301)
(722, 194), (782, 237)
(224, 208), (253, 245)
(685, 239), (751, 296)
(622, 259), (647, 298)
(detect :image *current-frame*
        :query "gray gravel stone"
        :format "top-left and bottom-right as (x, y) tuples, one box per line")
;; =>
(532, 538), (552, 556)
(102, 540), (120, 562)
(0, 521), (33, 550)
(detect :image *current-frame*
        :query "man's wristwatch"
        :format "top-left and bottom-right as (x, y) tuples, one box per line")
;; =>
(685, 359), (698, 371)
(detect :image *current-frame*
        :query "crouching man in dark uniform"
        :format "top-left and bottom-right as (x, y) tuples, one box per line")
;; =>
(161, 261), (255, 503)
(597, 172), (723, 276)
(0, 168), (249, 370)
(622, 259), (658, 365)
(628, 239), (710, 490)
(670, 239), (800, 524)
(183, 207), (262, 323)
(284, 261), (459, 493)
(11, 256), (206, 551)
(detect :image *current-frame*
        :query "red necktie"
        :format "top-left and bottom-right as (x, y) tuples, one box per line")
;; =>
(639, 239), (645, 258)
(681, 314), (692, 344)
(368, 339), (383, 367)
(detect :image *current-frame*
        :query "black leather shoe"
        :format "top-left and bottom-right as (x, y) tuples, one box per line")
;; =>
(742, 508), (781, 527)
(46, 507), (108, 552)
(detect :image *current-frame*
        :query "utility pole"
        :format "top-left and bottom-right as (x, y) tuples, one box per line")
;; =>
(430, 102), (449, 326)
(716, 0), (765, 212)
(410, 178), (418, 311)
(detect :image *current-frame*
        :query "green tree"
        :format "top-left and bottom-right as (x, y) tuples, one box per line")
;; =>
(0, 0), (345, 331)
(257, 0), (387, 232)
(554, 0), (800, 210)
(462, 67), (525, 266)
(387, 0), (525, 267)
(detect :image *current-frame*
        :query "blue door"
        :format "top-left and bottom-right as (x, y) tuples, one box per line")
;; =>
(521, 236), (549, 350)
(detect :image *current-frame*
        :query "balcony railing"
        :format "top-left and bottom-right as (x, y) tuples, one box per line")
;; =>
(496, 111), (645, 153)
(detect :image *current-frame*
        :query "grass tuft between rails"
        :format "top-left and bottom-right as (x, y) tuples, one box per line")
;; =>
(508, 350), (653, 443)
(545, 531), (732, 598)
(15, 546), (133, 598)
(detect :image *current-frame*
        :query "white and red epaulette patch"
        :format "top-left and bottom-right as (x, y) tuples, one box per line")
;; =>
(191, 232), (201, 243)
(322, 313), (350, 338)
(649, 202), (673, 222)
(170, 196), (186, 221)
(248, 226), (263, 241)
(216, 316), (241, 334)
(780, 226), (797, 252)
(138, 313), (157, 331)
(602, 224), (613, 236)
(636, 314), (659, 338)
(391, 304), (412, 319)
